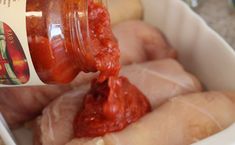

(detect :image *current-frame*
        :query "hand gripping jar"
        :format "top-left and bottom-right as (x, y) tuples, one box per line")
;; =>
(0, 0), (120, 86)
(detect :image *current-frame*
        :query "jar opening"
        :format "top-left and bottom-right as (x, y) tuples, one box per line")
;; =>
(67, 0), (96, 72)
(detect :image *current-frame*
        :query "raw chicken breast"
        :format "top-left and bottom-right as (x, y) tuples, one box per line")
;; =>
(66, 138), (103, 145)
(113, 20), (177, 65)
(121, 59), (202, 108)
(35, 59), (202, 145)
(67, 92), (235, 145)
(34, 85), (89, 145)
(0, 85), (73, 128)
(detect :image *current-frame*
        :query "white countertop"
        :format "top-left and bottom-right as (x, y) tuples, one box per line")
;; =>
(195, 0), (235, 49)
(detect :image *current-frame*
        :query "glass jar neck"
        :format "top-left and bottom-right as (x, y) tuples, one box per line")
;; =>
(67, 0), (108, 72)
(66, 0), (95, 71)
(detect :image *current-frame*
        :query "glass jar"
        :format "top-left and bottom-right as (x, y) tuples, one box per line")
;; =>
(25, 0), (119, 84)
(26, 0), (93, 84)
(0, 0), (119, 86)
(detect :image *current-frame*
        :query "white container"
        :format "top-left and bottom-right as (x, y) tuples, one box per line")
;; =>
(141, 0), (235, 144)
(4, 0), (235, 145)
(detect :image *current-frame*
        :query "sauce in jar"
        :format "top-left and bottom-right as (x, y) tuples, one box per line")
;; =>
(26, 0), (120, 84)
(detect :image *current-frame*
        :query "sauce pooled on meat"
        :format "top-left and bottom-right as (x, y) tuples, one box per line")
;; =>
(72, 1), (151, 138)
(74, 76), (151, 137)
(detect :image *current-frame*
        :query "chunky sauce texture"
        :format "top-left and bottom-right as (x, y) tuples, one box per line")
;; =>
(74, 77), (151, 137)
(87, 2), (120, 82)
(26, 0), (120, 83)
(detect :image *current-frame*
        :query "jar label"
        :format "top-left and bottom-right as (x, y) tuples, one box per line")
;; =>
(0, 0), (44, 86)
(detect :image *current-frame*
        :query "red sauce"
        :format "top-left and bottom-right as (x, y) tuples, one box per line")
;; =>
(74, 76), (151, 137)
(87, 2), (120, 82)
(26, 0), (120, 83)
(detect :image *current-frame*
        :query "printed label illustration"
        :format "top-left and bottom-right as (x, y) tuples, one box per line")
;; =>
(0, 21), (30, 85)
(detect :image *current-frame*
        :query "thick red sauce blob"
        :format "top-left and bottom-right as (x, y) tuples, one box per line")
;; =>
(74, 76), (151, 137)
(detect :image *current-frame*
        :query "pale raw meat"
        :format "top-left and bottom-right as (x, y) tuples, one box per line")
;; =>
(36, 59), (202, 145)
(0, 85), (72, 128)
(66, 138), (103, 145)
(113, 20), (177, 65)
(120, 59), (202, 108)
(34, 85), (89, 145)
(67, 92), (235, 145)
